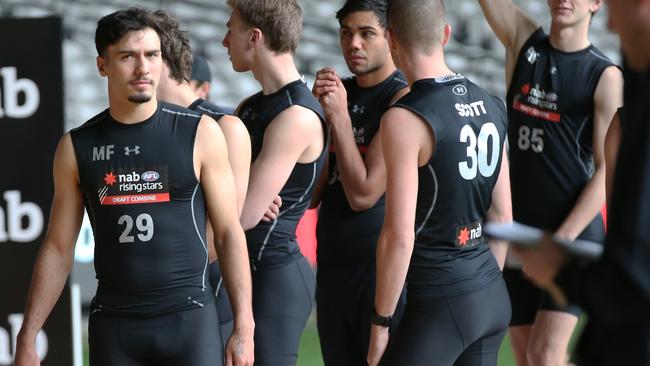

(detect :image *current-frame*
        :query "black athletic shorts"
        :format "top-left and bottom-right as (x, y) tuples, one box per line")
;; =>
(89, 302), (222, 366)
(503, 268), (581, 326)
(381, 277), (511, 366)
(252, 255), (315, 365)
(316, 263), (405, 366)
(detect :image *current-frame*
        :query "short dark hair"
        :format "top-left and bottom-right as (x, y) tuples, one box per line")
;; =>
(95, 7), (161, 57)
(154, 10), (192, 83)
(387, 0), (445, 54)
(336, 0), (388, 29)
(227, 0), (303, 54)
(191, 55), (211, 83)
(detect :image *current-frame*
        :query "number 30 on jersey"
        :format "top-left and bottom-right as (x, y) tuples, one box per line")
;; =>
(458, 123), (500, 180)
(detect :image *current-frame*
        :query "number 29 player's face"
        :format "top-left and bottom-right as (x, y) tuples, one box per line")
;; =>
(97, 28), (163, 104)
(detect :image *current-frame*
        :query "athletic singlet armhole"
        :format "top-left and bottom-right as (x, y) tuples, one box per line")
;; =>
(189, 116), (203, 185)
(507, 27), (546, 97)
(279, 104), (329, 166)
(390, 104), (439, 165)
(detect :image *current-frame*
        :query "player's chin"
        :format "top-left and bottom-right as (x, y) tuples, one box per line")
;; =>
(347, 63), (368, 75)
(230, 60), (249, 73)
(128, 92), (153, 104)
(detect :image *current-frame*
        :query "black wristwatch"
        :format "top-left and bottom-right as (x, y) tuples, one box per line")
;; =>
(372, 309), (393, 327)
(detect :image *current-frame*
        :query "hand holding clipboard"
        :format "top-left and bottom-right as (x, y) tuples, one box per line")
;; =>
(484, 221), (603, 306)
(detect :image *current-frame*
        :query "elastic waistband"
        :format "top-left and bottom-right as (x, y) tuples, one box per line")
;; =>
(90, 288), (214, 318)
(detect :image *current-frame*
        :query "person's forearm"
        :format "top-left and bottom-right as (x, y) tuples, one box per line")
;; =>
(18, 243), (74, 343)
(217, 228), (254, 325)
(330, 114), (379, 211)
(556, 167), (606, 240)
(375, 230), (412, 317)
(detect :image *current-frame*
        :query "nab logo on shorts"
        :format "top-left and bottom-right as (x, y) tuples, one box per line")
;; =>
(0, 67), (40, 120)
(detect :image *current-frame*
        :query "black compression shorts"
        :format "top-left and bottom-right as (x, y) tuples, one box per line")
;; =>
(252, 255), (315, 365)
(503, 268), (581, 326)
(89, 302), (222, 366)
(316, 264), (405, 366)
(381, 278), (511, 366)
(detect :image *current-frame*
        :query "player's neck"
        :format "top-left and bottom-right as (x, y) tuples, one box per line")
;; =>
(402, 49), (452, 86)
(166, 82), (200, 108)
(356, 59), (397, 88)
(549, 20), (591, 52)
(109, 96), (158, 124)
(252, 52), (302, 95)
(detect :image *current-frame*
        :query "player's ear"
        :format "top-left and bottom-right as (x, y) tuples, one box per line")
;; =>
(386, 28), (397, 51)
(250, 28), (262, 47)
(199, 82), (211, 99)
(96, 55), (107, 77)
(589, 0), (603, 14)
(442, 24), (452, 47)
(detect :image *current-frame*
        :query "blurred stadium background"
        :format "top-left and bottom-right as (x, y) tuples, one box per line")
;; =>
(0, 0), (616, 364)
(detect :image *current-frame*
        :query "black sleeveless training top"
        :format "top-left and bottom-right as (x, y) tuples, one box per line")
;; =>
(507, 28), (616, 241)
(70, 101), (213, 316)
(188, 98), (225, 122)
(394, 75), (507, 299)
(317, 70), (408, 267)
(237, 79), (327, 270)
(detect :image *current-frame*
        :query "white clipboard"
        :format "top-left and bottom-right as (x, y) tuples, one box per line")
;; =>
(484, 221), (604, 260)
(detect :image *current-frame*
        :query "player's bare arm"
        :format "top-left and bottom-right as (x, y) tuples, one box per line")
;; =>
(555, 66), (623, 240)
(15, 134), (84, 366)
(218, 114), (252, 215)
(477, 0), (539, 87)
(487, 146), (513, 270)
(313, 68), (388, 210)
(240, 106), (324, 230)
(604, 110), (622, 207)
(368, 107), (433, 366)
(194, 115), (254, 366)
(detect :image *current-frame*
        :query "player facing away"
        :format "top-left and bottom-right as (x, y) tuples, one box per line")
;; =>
(153, 9), (251, 353)
(367, 0), (513, 365)
(310, 0), (409, 364)
(223, 0), (327, 364)
(477, 0), (622, 364)
(14, 8), (254, 366)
